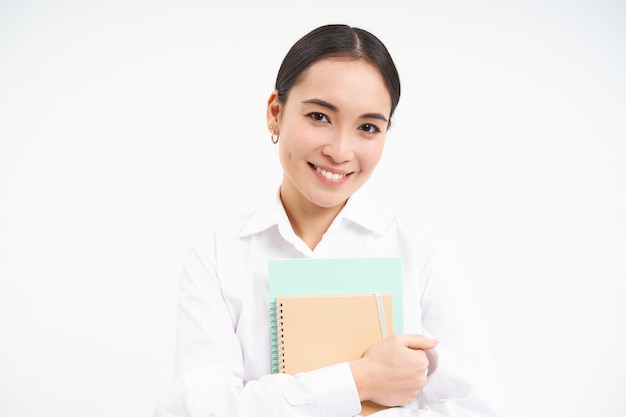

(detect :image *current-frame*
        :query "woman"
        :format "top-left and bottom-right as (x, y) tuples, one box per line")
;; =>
(155, 24), (500, 416)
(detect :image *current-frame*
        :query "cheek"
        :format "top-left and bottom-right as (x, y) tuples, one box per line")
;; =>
(279, 125), (318, 159)
(360, 141), (386, 171)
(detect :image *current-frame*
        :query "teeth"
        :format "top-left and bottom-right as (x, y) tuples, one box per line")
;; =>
(316, 166), (345, 181)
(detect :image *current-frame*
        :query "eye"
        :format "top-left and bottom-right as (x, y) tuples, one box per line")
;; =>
(307, 112), (329, 123)
(359, 123), (381, 134)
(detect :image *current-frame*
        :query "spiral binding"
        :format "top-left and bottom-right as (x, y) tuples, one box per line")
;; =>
(269, 301), (286, 373)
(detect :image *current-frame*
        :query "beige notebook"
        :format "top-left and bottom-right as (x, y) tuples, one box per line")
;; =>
(275, 293), (393, 416)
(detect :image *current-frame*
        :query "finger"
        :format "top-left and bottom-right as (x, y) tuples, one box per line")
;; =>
(398, 334), (439, 350)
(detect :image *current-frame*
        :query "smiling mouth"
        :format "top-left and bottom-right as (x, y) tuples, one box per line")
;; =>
(309, 163), (352, 181)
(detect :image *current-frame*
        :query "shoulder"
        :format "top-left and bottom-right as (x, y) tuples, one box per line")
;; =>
(353, 193), (443, 251)
(188, 207), (259, 249)
(186, 193), (281, 255)
(391, 214), (443, 248)
(346, 191), (446, 265)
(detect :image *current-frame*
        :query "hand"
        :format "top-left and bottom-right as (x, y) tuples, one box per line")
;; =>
(349, 334), (438, 407)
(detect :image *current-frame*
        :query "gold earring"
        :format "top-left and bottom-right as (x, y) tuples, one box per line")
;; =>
(269, 125), (279, 144)
(269, 123), (279, 144)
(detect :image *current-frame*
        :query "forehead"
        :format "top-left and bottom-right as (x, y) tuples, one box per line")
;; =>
(289, 58), (391, 113)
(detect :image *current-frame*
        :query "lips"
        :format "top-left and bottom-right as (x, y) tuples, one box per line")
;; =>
(316, 166), (346, 181)
(309, 163), (352, 183)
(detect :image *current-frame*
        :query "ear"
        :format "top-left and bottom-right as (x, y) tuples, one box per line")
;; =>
(266, 90), (281, 133)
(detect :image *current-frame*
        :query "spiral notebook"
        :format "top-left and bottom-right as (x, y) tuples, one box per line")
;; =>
(274, 293), (393, 415)
(275, 293), (393, 374)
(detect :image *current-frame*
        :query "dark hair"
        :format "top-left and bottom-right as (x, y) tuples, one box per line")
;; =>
(275, 24), (401, 118)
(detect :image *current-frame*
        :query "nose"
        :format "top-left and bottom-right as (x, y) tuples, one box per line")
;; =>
(321, 129), (355, 164)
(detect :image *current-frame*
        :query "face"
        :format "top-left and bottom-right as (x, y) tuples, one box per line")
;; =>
(267, 58), (392, 214)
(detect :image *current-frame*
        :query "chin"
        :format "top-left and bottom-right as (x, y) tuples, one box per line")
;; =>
(314, 201), (346, 210)
(308, 193), (351, 210)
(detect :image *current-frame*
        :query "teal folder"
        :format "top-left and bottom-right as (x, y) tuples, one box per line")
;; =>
(269, 257), (404, 373)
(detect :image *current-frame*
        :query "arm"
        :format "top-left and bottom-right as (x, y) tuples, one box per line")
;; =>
(356, 237), (501, 417)
(154, 242), (362, 417)
(395, 242), (501, 416)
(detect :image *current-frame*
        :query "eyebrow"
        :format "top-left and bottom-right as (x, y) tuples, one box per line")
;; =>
(301, 98), (389, 123)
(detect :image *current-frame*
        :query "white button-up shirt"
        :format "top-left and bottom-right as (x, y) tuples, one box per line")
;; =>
(155, 190), (501, 417)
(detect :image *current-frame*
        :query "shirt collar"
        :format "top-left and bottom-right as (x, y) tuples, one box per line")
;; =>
(337, 190), (391, 236)
(238, 187), (392, 238)
(237, 188), (286, 237)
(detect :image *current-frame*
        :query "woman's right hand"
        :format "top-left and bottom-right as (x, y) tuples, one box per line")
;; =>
(349, 334), (438, 407)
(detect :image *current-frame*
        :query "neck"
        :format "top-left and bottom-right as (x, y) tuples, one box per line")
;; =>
(279, 185), (346, 251)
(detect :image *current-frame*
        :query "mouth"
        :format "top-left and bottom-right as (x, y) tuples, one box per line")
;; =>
(308, 163), (353, 182)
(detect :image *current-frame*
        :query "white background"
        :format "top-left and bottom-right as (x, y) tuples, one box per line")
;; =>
(1, 1), (624, 416)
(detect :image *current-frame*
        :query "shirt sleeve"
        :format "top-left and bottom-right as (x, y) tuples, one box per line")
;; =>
(374, 239), (501, 417)
(154, 241), (363, 417)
